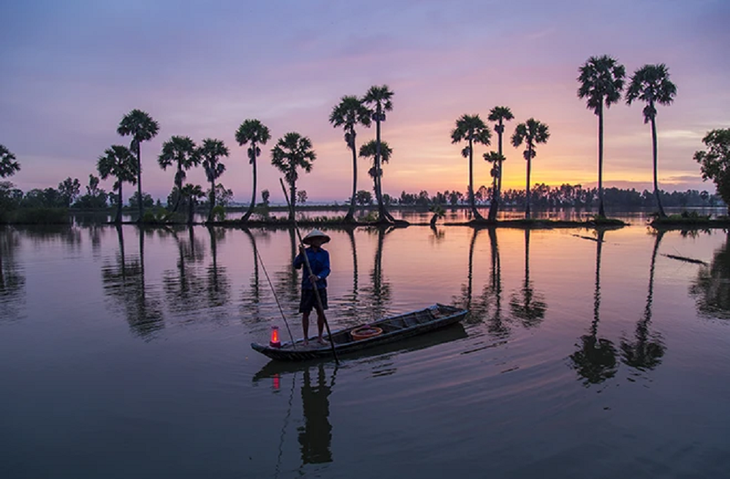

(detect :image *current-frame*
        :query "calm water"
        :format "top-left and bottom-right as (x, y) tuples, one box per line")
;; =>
(1, 221), (729, 479)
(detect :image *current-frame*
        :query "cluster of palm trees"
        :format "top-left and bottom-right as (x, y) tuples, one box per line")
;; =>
(578, 56), (677, 218)
(451, 110), (551, 221)
(94, 84), (403, 225)
(448, 56), (677, 222)
(103, 109), (234, 224)
(39, 57), (681, 224)
(329, 85), (400, 224)
(98, 111), (320, 224)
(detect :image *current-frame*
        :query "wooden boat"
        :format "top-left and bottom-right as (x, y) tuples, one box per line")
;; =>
(251, 303), (468, 361)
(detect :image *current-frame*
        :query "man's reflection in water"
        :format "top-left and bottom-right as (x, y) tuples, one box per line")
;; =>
(298, 363), (334, 464)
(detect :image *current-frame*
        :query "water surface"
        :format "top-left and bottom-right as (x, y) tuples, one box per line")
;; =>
(1, 221), (729, 478)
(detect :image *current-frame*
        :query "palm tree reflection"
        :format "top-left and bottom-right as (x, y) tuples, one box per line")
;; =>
(101, 225), (163, 338)
(0, 227), (25, 321)
(274, 227), (300, 306)
(241, 227), (265, 324)
(162, 226), (206, 314)
(509, 229), (547, 328)
(205, 226), (231, 309)
(454, 228), (478, 313)
(621, 230), (666, 370)
(690, 231), (730, 319)
(339, 227), (363, 322)
(485, 227), (509, 337)
(570, 229), (618, 384)
(363, 226), (392, 322)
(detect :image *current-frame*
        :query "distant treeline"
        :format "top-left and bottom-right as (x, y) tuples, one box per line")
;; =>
(1, 177), (723, 216)
(393, 184), (723, 209)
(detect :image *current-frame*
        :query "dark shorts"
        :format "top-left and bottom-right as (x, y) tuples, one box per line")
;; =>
(299, 288), (328, 314)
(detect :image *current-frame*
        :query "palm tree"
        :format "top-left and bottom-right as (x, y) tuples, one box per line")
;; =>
(578, 55), (626, 218)
(451, 114), (492, 221)
(362, 85), (394, 223)
(97, 145), (138, 223)
(199, 139), (229, 222)
(179, 184), (206, 225)
(487, 107), (514, 220)
(329, 95), (372, 222)
(483, 151), (504, 214)
(626, 64), (677, 218)
(0, 144), (20, 178)
(511, 118), (550, 219)
(236, 119), (271, 222)
(271, 132), (316, 221)
(359, 139), (393, 196)
(158, 136), (199, 213)
(117, 109), (160, 221)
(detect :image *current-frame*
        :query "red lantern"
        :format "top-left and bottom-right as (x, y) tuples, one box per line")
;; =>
(270, 326), (281, 348)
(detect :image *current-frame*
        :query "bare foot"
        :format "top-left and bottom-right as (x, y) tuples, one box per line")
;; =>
(317, 338), (327, 345)
(303, 338), (309, 346)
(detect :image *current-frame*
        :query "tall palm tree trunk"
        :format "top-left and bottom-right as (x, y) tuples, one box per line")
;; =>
(468, 138), (483, 220)
(187, 196), (194, 225)
(289, 173), (296, 222)
(525, 148), (533, 219)
(347, 134), (358, 222)
(208, 178), (216, 223)
(489, 122), (504, 221)
(136, 144), (143, 222)
(172, 167), (183, 213)
(498, 123), (504, 205)
(242, 145), (257, 222)
(598, 106), (606, 218)
(375, 118), (386, 222)
(650, 113), (666, 217)
(115, 184), (123, 224)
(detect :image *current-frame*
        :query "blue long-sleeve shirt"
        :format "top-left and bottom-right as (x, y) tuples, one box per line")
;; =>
(294, 247), (330, 290)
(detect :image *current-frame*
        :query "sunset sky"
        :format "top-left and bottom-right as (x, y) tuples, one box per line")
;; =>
(2, 0), (729, 203)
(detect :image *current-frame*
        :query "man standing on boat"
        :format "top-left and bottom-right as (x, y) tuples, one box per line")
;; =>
(294, 229), (331, 345)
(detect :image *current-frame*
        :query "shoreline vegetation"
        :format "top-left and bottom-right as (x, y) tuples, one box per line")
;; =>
(2, 204), (729, 230)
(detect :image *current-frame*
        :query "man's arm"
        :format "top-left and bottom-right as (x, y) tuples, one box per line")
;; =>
(317, 250), (331, 279)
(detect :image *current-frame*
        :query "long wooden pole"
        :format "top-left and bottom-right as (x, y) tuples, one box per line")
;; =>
(279, 179), (339, 363)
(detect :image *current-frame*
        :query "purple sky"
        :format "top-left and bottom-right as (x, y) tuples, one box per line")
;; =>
(2, 0), (729, 203)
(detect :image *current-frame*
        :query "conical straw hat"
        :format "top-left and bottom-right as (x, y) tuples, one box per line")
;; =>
(302, 229), (331, 245)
